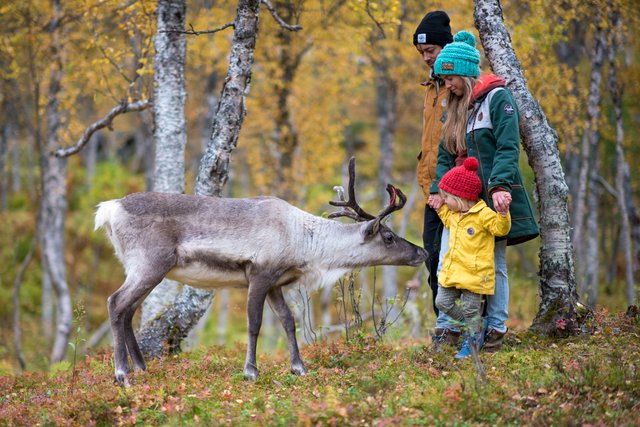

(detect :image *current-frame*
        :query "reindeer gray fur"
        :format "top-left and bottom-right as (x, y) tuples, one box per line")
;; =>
(95, 158), (427, 384)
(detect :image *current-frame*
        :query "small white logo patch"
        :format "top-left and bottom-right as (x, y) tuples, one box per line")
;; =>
(504, 104), (515, 115)
(441, 99), (447, 107)
(417, 33), (426, 44)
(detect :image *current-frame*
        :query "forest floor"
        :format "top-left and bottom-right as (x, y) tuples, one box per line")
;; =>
(1, 307), (639, 426)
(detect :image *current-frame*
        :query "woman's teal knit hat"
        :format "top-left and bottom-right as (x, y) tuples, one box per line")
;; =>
(434, 31), (481, 77)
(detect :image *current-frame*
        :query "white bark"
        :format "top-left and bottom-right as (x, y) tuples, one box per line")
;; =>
(138, 0), (189, 356)
(42, 0), (72, 363)
(474, 0), (579, 336)
(573, 18), (606, 287)
(608, 2), (635, 305)
(195, 0), (261, 197)
(585, 148), (600, 306)
(41, 262), (54, 339)
(150, 0), (187, 195)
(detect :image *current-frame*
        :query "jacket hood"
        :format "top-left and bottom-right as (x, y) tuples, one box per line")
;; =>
(470, 74), (506, 104)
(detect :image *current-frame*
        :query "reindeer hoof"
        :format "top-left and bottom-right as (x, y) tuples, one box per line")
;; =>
(114, 370), (132, 387)
(243, 365), (259, 381)
(291, 362), (307, 376)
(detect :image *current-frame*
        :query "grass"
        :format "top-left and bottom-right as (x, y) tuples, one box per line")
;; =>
(1, 308), (639, 426)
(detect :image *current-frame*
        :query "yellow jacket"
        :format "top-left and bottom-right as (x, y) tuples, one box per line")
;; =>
(437, 200), (511, 294)
(417, 76), (449, 200)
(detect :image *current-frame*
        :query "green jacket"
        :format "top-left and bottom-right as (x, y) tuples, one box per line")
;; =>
(430, 75), (539, 246)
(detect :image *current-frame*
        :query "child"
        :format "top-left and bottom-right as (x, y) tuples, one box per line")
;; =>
(434, 157), (511, 359)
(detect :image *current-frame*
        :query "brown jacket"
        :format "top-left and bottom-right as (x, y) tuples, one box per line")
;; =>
(417, 75), (449, 200)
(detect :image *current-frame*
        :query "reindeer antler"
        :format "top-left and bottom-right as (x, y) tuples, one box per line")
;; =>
(329, 157), (408, 227)
(328, 157), (376, 222)
(376, 184), (407, 221)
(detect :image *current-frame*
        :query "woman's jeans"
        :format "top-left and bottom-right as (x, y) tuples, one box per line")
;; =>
(435, 228), (508, 333)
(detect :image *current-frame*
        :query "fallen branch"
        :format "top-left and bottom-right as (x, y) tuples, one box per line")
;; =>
(53, 99), (152, 157)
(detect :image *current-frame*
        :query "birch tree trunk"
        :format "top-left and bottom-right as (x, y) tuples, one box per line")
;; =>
(625, 171), (640, 276)
(474, 0), (580, 336)
(41, 0), (73, 363)
(138, 0), (262, 356)
(607, 2), (636, 306)
(374, 65), (399, 319)
(585, 147), (600, 306)
(137, 0), (189, 357)
(573, 18), (606, 288)
(557, 18), (586, 215)
(0, 117), (8, 212)
(195, 0), (260, 197)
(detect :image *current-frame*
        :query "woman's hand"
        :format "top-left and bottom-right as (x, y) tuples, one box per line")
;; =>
(428, 194), (444, 210)
(492, 190), (512, 215)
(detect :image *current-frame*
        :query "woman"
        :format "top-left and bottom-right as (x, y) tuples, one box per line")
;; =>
(428, 31), (539, 352)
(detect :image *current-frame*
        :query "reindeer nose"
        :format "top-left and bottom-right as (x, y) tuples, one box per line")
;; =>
(413, 247), (428, 265)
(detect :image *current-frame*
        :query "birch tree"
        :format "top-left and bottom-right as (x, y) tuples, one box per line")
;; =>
(474, 0), (580, 336)
(607, 1), (636, 306)
(573, 14), (606, 292)
(41, 0), (73, 363)
(137, 0), (189, 356)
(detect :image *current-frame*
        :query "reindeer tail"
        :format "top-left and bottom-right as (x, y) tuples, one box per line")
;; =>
(94, 200), (120, 231)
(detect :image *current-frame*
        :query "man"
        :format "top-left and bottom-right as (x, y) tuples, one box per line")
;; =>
(413, 11), (460, 347)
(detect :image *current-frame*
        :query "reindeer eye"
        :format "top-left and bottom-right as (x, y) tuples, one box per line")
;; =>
(382, 232), (394, 245)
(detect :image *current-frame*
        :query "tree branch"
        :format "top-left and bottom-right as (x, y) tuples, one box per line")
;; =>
(364, 0), (386, 39)
(53, 99), (152, 157)
(162, 21), (235, 36)
(595, 175), (618, 198)
(261, 0), (302, 31)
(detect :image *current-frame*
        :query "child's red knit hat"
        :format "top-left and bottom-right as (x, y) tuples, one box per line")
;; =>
(439, 157), (482, 201)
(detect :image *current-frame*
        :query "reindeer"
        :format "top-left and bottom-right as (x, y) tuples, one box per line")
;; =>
(95, 157), (427, 384)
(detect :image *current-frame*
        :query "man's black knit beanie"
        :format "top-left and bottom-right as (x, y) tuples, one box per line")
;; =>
(413, 11), (453, 47)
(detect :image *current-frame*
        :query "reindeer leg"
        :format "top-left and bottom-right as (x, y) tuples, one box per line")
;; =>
(267, 287), (307, 376)
(108, 265), (171, 384)
(244, 278), (272, 381)
(124, 305), (146, 372)
(107, 284), (133, 385)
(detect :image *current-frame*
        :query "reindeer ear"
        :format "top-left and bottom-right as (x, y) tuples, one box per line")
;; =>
(363, 219), (380, 238)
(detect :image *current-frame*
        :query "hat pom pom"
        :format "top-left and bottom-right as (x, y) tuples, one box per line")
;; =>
(464, 157), (479, 172)
(454, 30), (476, 47)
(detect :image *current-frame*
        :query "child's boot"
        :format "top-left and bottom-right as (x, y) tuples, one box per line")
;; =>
(454, 332), (483, 359)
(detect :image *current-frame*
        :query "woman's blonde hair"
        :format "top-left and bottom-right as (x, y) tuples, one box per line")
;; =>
(442, 76), (478, 155)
